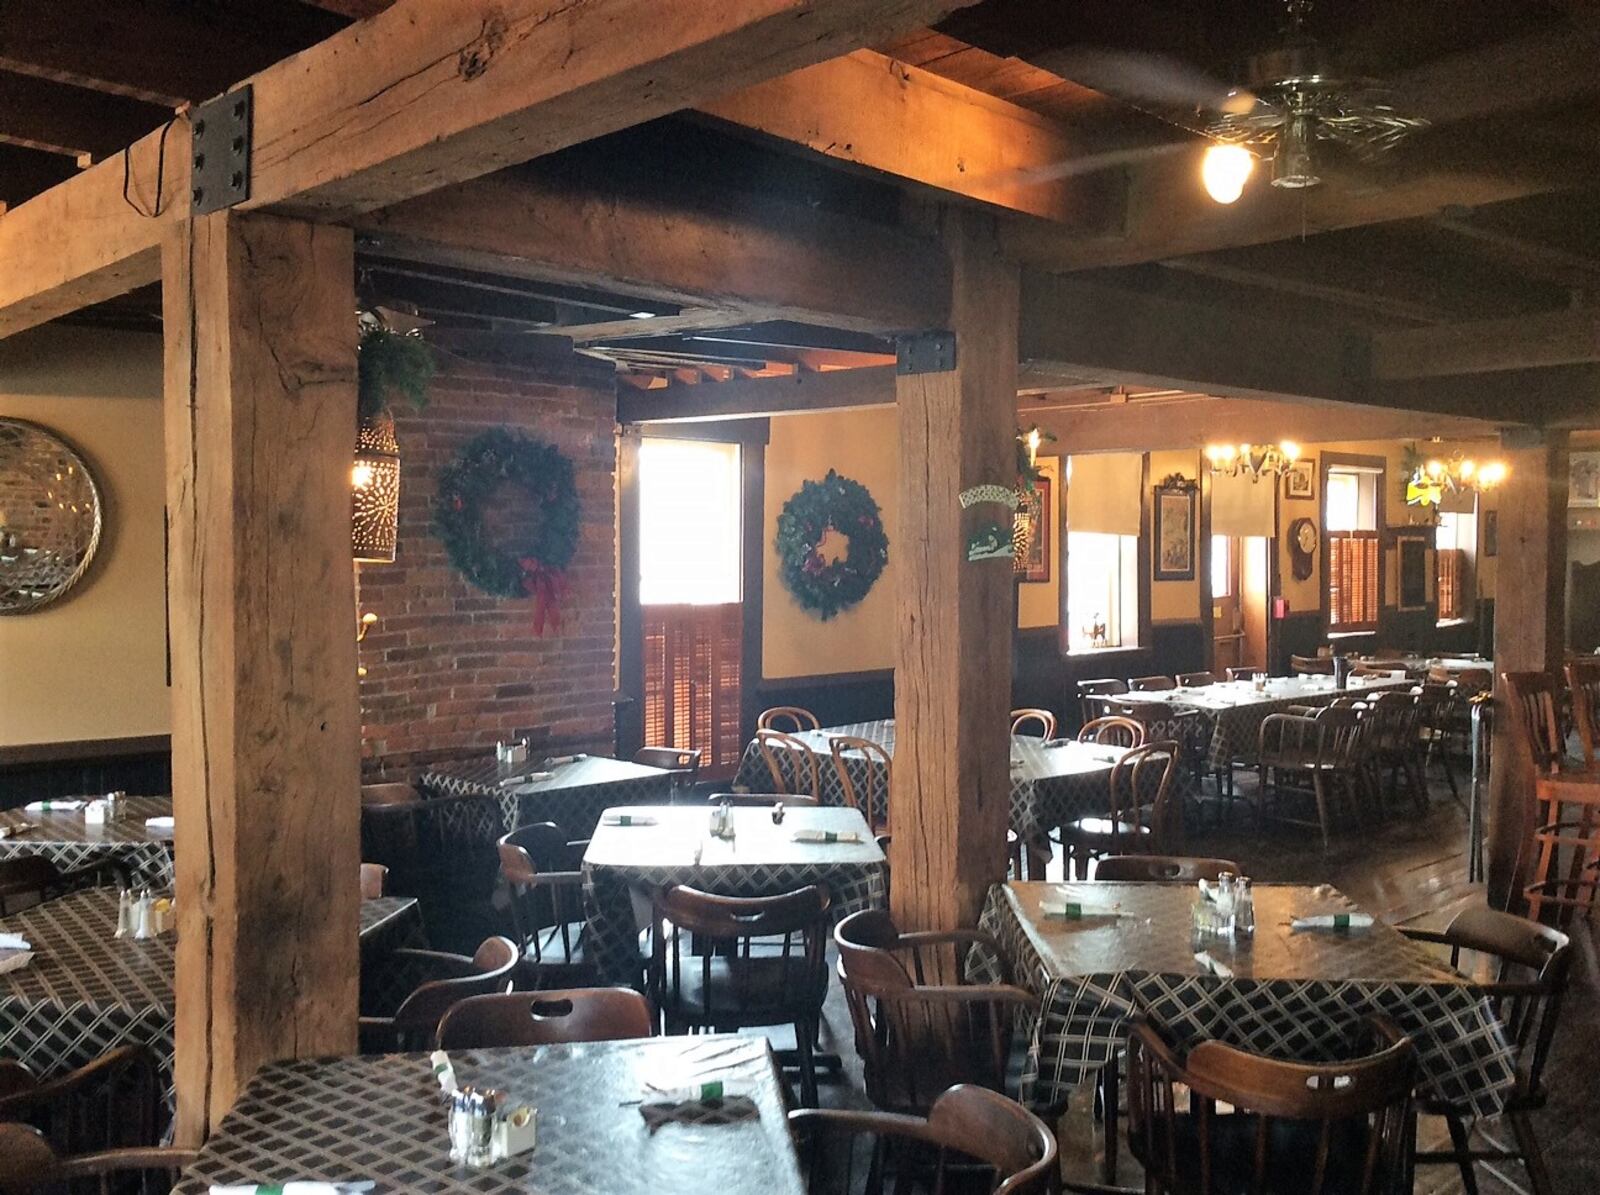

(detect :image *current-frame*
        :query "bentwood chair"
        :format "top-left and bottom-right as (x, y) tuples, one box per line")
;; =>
(756, 729), (823, 799)
(758, 706), (821, 734)
(435, 988), (655, 1049)
(498, 824), (594, 984)
(1093, 854), (1240, 883)
(788, 1085), (1058, 1195)
(1256, 706), (1365, 848)
(0, 856), (130, 917)
(1176, 671), (1219, 687)
(834, 910), (1032, 1115)
(1128, 675), (1177, 692)
(1077, 716), (1145, 748)
(1126, 1017), (1417, 1195)
(0, 1123), (196, 1195)
(357, 936), (519, 1052)
(1402, 907), (1572, 1195)
(1058, 741), (1181, 879)
(1076, 679), (1129, 728)
(0, 1046), (165, 1160)
(359, 862), (388, 899)
(650, 885), (832, 1105)
(1009, 709), (1056, 739)
(829, 736), (891, 837)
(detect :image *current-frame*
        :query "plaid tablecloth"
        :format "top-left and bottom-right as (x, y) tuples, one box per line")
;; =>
(0, 796), (175, 889)
(0, 890), (423, 1116)
(582, 805), (887, 984)
(420, 755), (675, 839)
(173, 1036), (804, 1195)
(972, 882), (1517, 1119)
(1116, 677), (1413, 768)
(732, 721), (1120, 838)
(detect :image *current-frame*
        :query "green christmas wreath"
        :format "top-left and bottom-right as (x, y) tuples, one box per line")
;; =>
(434, 428), (580, 634)
(775, 469), (889, 621)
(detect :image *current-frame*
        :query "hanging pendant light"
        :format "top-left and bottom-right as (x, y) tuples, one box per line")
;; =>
(352, 408), (401, 563)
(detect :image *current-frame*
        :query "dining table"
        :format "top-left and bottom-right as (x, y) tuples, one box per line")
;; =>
(581, 804), (887, 984)
(172, 1035), (806, 1195)
(0, 795), (175, 889)
(972, 880), (1517, 1119)
(419, 753), (676, 838)
(0, 889), (424, 1118)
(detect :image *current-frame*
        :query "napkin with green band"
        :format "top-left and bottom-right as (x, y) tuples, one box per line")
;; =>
(1040, 902), (1124, 922)
(602, 813), (657, 827)
(1194, 951), (1234, 978)
(791, 829), (861, 844)
(1291, 913), (1374, 931)
(145, 816), (175, 835)
(23, 799), (83, 812)
(545, 753), (585, 766)
(210, 1184), (376, 1195)
(499, 771), (553, 787)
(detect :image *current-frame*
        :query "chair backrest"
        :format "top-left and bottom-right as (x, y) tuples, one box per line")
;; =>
(1076, 678), (1130, 725)
(1094, 854), (1240, 883)
(0, 1123), (197, 1195)
(1117, 705), (1208, 769)
(1313, 704), (1366, 766)
(1105, 743), (1181, 852)
(632, 746), (703, 783)
(391, 936), (521, 1038)
(757, 705), (820, 733)
(1225, 666), (1261, 681)
(1008, 708), (1056, 739)
(1291, 653), (1335, 675)
(788, 1085), (1058, 1195)
(705, 792), (820, 808)
(828, 736), (891, 835)
(359, 862), (388, 899)
(436, 988), (655, 1049)
(755, 728), (822, 798)
(0, 1045), (164, 1159)
(1566, 658), (1600, 765)
(1176, 671), (1218, 687)
(1453, 667), (1493, 697)
(497, 824), (584, 963)
(1077, 716), (1145, 748)
(1363, 690), (1421, 753)
(1127, 1019), (1417, 1195)
(1128, 675), (1177, 692)
(1501, 670), (1566, 773)
(360, 781), (421, 807)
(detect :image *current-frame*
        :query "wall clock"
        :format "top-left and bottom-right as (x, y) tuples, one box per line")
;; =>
(1289, 516), (1318, 581)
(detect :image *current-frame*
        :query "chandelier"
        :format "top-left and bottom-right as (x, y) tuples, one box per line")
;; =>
(1204, 0), (1430, 191)
(1405, 450), (1507, 508)
(1206, 441), (1301, 483)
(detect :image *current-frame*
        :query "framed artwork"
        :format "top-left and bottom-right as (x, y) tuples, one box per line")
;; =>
(1020, 477), (1051, 583)
(1483, 509), (1498, 558)
(1571, 452), (1600, 508)
(1153, 484), (1196, 581)
(1284, 459), (1315, 500)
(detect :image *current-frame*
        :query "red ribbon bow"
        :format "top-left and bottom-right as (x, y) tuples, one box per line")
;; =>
(518, 558), (568, 636)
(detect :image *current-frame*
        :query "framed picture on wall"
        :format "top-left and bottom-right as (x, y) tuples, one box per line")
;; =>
(1483, 509), (1498, 558)
(1020, 477), (1051, 583)
(1153, 484), (1196, 581)
(1284, 460), (1315, 500)
(1571, 452), (1600, 508)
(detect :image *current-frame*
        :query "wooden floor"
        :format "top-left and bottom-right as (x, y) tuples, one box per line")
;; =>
(802, 772), (1600, 1194)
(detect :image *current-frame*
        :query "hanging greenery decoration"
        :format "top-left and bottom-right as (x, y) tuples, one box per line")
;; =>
(358, 321), (437, 421)
(434, 428), (581, 634)
(774, 469), (889, 621)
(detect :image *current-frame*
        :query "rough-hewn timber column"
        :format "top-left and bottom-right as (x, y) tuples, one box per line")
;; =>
(1487, 428), (1570, 907)
(162, 210), (360, 1142)
(889, 209), (1018, 941)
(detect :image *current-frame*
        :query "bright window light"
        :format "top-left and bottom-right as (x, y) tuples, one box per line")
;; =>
(1067, 532), (1137, 651)
(1211, 535), (1232, 598)
(639, 438), (741, 605)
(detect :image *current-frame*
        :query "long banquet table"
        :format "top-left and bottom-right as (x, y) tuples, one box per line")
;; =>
(0, 796), (175, 889)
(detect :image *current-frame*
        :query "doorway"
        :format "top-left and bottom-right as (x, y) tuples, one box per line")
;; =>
(1212, 535), (1271, 673)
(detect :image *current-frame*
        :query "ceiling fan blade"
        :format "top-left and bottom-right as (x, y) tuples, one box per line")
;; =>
(1031, 46), (1256, 129)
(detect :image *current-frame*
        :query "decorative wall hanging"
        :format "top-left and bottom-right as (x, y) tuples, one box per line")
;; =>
(774, 469), (888, 620)
(353, 316), (436, 563)
(1017, 476), (1051, 583)
(1288, 516), (1319, 581)
(958, 483), (1018, 564)
(1571, 453), (1600, 509)
(1284, 459), (1316, 500)
(0, 418), (104, 615)
(434, 428), (580, 635)
(1153, 481), (1197, 581)
(1013, 425), (1056, 576)
(1402, 442), (1507, 509)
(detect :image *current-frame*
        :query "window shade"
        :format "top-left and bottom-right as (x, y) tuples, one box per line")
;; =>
(1066, 453), (1142, 536)
(642, 603), (743, 779)
(1211, 470), (1276, 538)
(1438, 548), (1465, 620)
(1328, 532), (1379, 629)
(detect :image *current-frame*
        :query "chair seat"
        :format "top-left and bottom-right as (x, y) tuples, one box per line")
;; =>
(658, 953), (827, 1027)
(1261, 755), (1345, 772)
(1063, 817), (1154, 841)
(1134, 1110), (1374, 1195)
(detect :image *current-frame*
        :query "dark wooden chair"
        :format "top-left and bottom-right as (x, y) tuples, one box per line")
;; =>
(357, 935), (519, 1052)
(0, 1046), (165, 1159)
(1413, 683), (1462, 802)
(1361, 690), (1427, 815)
(633, 746), (702, 795)
(788, 1084), (1058, 1195)
(829, 736), (891, 836)
(834, 909), (1032, 1115)
(0, 1123), (196, 1195)
(706, 792), (819, 808)
(1009, 709), (1056, 739)
(1256, 706), (1365, 848)
(1176, 671), (1219, 687)
(758, 706), (820, 734)
(359, 862), (388, 899)
(1566, 657), (1600, 767)
(435, 987), (655, 1049)
(0, 856), (129, 917)
(1093, 854), (1240, 883)
(756, 728), (822, 798)
(498, 824), (594, 984)
(1291, 653), (1336, 675)
(1500, 670), (1574, 776)
(1402, 907), (1571, 1195)
(1126, 1016), (1417, 1195)
(1128, 675), (1177, 692)
(649, 884), (832, 1105)
(1059, 742), (1181, 878)
(1076, 716), (1145, 748)
(1226, 666), (1261, 681)
(1076, 679), (1129, 728)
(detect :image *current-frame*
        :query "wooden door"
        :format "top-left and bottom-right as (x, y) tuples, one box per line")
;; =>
(1241, 537), (1271, 674)
(1212, 535), (1243, 671)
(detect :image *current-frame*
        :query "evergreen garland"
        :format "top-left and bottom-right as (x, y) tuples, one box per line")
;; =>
(774, 469), (888, 621)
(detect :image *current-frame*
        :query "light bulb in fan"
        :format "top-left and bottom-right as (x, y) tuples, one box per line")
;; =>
(1201, 144), (1254, 204)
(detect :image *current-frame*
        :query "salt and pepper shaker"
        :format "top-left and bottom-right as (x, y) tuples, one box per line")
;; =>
(1214, 871), (1236, 935)
(115, 889), (134, 939)
(709, 796), (736, 841)
(133, 889), (155, 940)
(1234, 877), (1255, 937)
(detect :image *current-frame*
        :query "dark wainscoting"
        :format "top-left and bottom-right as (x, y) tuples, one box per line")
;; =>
(1273, 611), (1325, 674)
(0, 736), (172, 809)
(1013, 622), (1208, 734)
(1273, 601), (1494, 673)
(749, 670), (895, 740)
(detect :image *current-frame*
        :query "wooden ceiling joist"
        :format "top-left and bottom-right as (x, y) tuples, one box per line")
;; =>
(0, 70), (171, 159)
(618, 362), (896, 423)
(1372, 308), (1600, 379)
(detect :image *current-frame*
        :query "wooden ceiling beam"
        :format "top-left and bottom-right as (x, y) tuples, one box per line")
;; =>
(0, 0), (978, 338)
(618, 362), (896, 423)
(559, 308), (746, 345)
(698, 48), (1122, 228)
(0, 70), (171, 159)
(1372, 308), (1600, 379)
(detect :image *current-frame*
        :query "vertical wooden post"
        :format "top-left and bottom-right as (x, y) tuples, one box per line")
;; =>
(1487, 428), (1569, 907)
(162, 210), (360, 1142)
(889, 209), (1018, 941)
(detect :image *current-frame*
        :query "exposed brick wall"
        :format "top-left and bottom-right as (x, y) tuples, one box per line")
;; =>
(356, 359), (618, 780)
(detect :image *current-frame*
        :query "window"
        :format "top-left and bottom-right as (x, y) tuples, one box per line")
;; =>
(1211, 535), (1232, 598)
(1436, 509), (1477, 623)
(1066, 532), (1138, 651)
(638, 438), (741, 605)
(1325, 466), (1380, 631)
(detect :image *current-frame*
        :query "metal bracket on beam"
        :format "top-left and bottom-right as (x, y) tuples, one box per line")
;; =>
(191, 86), (253, 215)
(896, 331), (956, 376)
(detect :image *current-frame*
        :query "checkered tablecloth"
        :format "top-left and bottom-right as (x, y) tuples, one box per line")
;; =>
(582, 805), (888, 984)
(0, 890), (424, 1117)
(0, 796), (175, 889)
(420, 755), (675, 839)
(731, 721), (1119, 839)
(173, 1036), (805, 1195)
(1116, 677), (1413, 768)
(971, 882), (1517, 1119)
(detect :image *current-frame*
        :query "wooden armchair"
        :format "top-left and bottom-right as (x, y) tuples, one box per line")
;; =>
(1076, 678), (1129, 728)
(498, 823), (593, 984)
(357, 936), (519, 1052)
(0, 1046), (164, 1158)
(1361, 691), (1427, 814)
(1291, 653), (1335, 675)
(632, 746), (702, 795)
(1093, 854), (1240, 883)
(436, 988), (655, 1049)
(1128, 675), (1176, 692)
(1255, 706), (1364, 848)
(0, 1123), (196, 1195)
(0, 856), (131, 917)
(1176, 671), (1219, 687)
